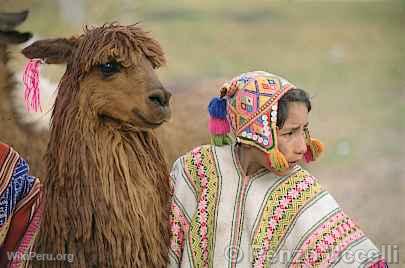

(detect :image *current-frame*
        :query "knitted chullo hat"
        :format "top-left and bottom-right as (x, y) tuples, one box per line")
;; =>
(208, 71), (324, 172)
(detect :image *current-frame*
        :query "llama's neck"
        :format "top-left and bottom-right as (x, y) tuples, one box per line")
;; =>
(48, 114), (170, 188)
(44, 111), (171, 266)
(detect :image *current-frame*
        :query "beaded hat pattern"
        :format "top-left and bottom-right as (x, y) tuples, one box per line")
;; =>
(208, 71), (324, 172)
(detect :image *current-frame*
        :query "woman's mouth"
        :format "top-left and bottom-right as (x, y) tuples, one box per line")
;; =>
(288, 161), (298, 166)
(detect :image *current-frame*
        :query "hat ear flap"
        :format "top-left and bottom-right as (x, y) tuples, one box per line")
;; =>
(303, 129), (324, 163)
(208, 95), (231, 146)
(263, 118), (289, 172)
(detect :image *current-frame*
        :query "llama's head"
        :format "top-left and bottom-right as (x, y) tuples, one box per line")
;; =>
(21, 23), (171, 130)
(0, 10), (32, 64)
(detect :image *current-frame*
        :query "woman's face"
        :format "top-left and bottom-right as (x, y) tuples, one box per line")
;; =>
(275, 102), (309, 172)
(241, 102), (309, 176)
(256, 102), (309, 174)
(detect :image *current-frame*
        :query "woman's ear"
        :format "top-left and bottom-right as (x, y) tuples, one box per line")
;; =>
(21, 37), (78, 64)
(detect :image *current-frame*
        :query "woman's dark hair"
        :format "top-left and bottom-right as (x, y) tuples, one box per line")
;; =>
(276, 88), (311, 128)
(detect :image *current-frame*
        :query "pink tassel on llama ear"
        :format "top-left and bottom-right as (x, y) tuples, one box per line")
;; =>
(23, 58), (43, 112)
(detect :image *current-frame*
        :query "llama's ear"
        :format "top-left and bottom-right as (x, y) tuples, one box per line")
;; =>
(21, 37), (78, 64)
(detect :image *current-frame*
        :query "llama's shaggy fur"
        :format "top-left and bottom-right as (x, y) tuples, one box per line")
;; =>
(23, 24), (172, 267)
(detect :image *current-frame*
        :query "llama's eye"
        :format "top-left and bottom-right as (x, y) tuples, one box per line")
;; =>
(99, 61), (121, 76)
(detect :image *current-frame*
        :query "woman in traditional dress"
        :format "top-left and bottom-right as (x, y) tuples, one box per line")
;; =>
(0, 143), (43, 267)
(168, 71), (387, 267)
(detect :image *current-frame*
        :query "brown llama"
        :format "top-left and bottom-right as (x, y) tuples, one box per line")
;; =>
(0, 10), (48, 178)
(22, 24), (172, 267)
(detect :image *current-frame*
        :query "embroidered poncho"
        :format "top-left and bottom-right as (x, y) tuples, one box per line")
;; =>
(168, 144), (386, 267)
(0, 143), (44, 267)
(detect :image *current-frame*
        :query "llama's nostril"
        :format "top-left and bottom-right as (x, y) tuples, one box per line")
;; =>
(165, 91), (172, 103)
(148, 93), (165, 107)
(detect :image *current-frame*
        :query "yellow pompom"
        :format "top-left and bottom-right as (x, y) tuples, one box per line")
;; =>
(309, 138), (324, 160)
(267, 149), (289, 172)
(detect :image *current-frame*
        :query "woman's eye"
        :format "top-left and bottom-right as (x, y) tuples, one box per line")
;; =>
(99, 61), (121, 76)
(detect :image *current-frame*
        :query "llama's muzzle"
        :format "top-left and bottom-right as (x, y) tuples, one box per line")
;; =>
(148, 89), (171, 108)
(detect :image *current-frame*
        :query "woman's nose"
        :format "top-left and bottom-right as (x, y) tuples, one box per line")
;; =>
(295, 133), (307, 155)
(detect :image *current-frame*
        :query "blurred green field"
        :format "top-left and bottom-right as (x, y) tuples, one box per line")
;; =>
(2, 0), (405, 266)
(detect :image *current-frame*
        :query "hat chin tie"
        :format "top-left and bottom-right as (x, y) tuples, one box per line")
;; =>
(267, 148), (289, 172)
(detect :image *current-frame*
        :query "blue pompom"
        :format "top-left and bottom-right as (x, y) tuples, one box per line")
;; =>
(208, 97), (227, 119)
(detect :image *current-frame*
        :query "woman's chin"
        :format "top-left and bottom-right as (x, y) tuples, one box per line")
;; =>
(270, 164), (296, 177)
